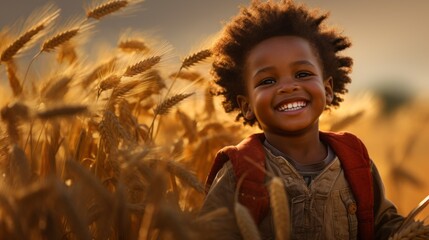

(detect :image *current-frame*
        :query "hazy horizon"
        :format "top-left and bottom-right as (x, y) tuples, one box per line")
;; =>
(1, 0), (428, 95)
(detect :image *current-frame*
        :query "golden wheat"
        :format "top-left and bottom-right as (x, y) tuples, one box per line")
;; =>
(5, 61), (22, 96)
(176, 110), (198, 143)
(169, 70), (201, 81)
(154, 93), (194, 115)
(86, 0), (135, 20)
(41, 28), (80, 52)
(0, 5), (59, 62)
(57, 42), (77, 64)
(98, 75), (121, 94)
(41, 76), (73, 100)
(82, 57), (117, 87)
(9, 144), (31, 186)
(389, 220), (429, 240)
(1, 1), (427, 239)
(0, 0), (218, 238)
(123, 55), (161, 77)
(164, 160), (204, 193)
(269, 177), (291, 240)
(36, 105), (88, 119)
(108, 80), (146, 109)
(181, 49), (212, 69)
(234, 202), (262, 240)
(118, 39), (148, 53)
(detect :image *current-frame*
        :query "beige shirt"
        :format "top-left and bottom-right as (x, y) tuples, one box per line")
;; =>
(200, 146), (403, 240)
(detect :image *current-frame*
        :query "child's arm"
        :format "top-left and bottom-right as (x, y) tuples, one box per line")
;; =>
(199, 161), (243, 240)
(372, 162), (404, 240)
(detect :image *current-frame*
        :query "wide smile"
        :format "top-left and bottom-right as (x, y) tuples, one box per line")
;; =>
(276, 100), (307, 112)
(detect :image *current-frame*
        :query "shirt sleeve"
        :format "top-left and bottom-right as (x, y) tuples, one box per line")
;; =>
(199, 161), (243, 240)
(372, 162), (404, 240)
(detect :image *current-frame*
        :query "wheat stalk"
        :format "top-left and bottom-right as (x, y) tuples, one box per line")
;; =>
(5, 61), (23, 96)
(82, 57), (117, 87)
(176, 110), (197, 143)
(389, 220), (429, 240)
(1, 102), (30, 144)
(162, 49), (211, 100)
(9, 145), (32, 186)
(57, 42), (77, 64)
(204, 86), (216, 118)
(169, 70), (201, 81)
(41, 28), (80, 52)
(181, 49), (212, 69)
(396, 195), (429, 231)
(36, 105), (88, 119)
(118, 39), (148, 53)
(153, 93), (194, 115)
(86, 0), (132, 20)
(196, 207), (229, 223)
(232, 170), (262, 240)
(0, 11), (59, 62)
(123, 56), (161, 77)
(42, 76), (73, 100)
(0, 194), (25, 239)
(98, 74), (121, 96)
(108, 80), (145, 110)
(0, 24), (45, 60)
(269, 177), (290, 240)
(164, 160), (204, 193)
(234, 202), (262, 240)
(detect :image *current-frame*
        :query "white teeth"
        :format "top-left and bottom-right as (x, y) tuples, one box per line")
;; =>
(277, 101), (306, 111)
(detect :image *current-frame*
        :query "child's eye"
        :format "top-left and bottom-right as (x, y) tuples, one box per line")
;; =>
(295, 71), (313, 79)
(256, 78), (276, 87)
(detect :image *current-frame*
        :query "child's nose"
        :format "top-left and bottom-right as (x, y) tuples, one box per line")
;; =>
(277, 77), (298, 94)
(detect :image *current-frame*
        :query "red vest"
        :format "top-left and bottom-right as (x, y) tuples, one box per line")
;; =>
(205, 131), (374, 240)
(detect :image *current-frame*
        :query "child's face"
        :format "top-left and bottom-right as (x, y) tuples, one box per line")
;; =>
(237, 36), (333, 135)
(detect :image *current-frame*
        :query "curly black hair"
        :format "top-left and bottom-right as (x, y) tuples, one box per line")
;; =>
(211, 0), (353, 126)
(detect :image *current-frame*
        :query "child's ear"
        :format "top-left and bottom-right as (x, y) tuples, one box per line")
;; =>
(324, 77), (334, 104)
(237, 95), (255, 120)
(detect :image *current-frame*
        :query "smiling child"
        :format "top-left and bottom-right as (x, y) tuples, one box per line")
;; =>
(200, 1), (404, 239)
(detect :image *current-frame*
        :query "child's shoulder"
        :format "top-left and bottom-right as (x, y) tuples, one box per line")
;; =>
(320, 131), (366, 147)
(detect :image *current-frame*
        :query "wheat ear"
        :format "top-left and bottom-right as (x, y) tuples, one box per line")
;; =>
(164, 160), (204, 193)
(42, 76), (73, 100)
(86, 0), (129, 20)
(196, 207), (229, 223)
(118, 39), (148, 53)
(41, 28), (80, 52)
(169, 70), (201, 81)
(82, 57), (117, 87)
(123, 56), (161, 77)
(153, 93), (194, 115)
(0, 194), (25, 239)
(5, 61), (23, 96)
(108, 80), (144, 109)
(180, 49), (212, 69)
(0, 4), (59, 61)
(163, 49), (212, 99)
(389, 220), (429, 240)
(36, 105), (88, 119)
(234, 172), (262, 240)
(269, 177), (291, 240)
(9, 145), (32, 186)
(98, 75), (121, 97)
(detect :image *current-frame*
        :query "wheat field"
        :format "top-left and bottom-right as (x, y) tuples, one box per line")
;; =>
(0, 1), (427, 239)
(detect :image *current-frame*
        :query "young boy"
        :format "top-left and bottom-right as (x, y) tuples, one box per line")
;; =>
(200, 1), (404, 239)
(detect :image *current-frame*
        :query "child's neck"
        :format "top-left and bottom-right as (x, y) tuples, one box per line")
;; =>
(264, 130), (327, 165)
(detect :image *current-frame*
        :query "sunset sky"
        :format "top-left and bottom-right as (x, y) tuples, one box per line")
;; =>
(1, 0), (428, 94)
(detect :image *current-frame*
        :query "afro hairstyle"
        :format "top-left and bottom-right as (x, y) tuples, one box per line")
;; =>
(211, 0), (353, 126)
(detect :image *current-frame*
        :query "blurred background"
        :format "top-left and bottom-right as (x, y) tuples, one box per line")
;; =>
(1, 0), (428, 216)
(1, 0), (428, 93)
